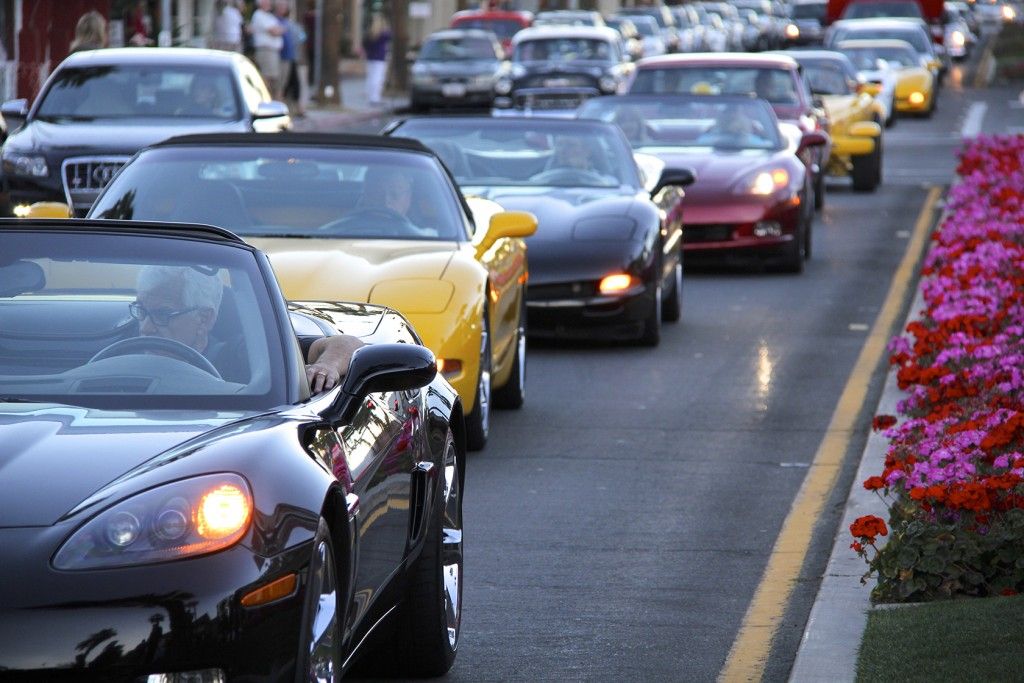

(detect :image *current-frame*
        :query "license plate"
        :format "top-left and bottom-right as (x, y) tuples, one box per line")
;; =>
(442, 83), (466, 97)
(544, 78), (572, 87)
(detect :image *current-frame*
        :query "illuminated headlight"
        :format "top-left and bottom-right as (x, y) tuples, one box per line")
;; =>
(785, 23), (800, 39)
(950, 30), (966, 46)
(753, 221), (782, 237)
(495, 78), (512, 95)
(746, 169), (790, 195)
(1002, 4), (1016, 20)
(908, 91), (925, 105)
(598, 273), (639, 295)
(53, 473), (252, 570)
(599, 75), (618, 93)
(2, 152), (48, 178)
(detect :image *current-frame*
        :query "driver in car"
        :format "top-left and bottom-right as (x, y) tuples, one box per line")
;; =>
(133, 265), (361, 392)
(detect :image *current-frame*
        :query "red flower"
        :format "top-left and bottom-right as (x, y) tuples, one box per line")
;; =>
(850, 515), (889, 540)
(851, 541), (864, 553)
(872, 415), (898, 431)
(863, 476), (887, 491)
(1001, 588), (1018, 597)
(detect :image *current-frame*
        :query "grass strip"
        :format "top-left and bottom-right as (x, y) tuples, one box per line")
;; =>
(856, 595), (1024, 682)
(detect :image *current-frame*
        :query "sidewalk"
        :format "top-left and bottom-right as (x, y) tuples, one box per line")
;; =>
(292, 58), (409, 132)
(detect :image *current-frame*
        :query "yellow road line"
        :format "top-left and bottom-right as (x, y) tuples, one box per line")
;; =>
(718, 186), (943, 683)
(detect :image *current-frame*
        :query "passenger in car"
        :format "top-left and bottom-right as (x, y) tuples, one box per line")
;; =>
(133, 265), (361, 392)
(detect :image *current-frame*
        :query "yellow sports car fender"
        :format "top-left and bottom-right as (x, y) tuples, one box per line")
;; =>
(892, 67), (935, 113)
(821, 91), (884, 174)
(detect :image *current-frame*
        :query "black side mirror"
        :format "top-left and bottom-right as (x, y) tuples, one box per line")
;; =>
(798, 130), (829, 150)
(341, 343), (437, 398)
(652, 167), (697, 196)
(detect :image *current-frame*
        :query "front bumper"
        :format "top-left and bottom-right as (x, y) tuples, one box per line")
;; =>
(0, 525), (311, 681)
(681, 195), (804, 256)
(411, 84), (495, 108)
(526, 281), (655, 340)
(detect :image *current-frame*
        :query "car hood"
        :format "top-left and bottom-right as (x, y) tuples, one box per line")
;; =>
(246, 237), (459, 302)
(8, 118), (245, 155)
(462, 185), (633, 241)
(416, 60), (499, 76)
(0, 404), (248, 527)
(639, 148), (779, 199)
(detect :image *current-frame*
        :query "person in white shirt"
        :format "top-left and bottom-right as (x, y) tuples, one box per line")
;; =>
(249, 0), (284, 97)
(212, 0), (244, 52)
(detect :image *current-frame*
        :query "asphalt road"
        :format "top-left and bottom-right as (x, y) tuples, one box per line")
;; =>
(335, 45), (1016, 682)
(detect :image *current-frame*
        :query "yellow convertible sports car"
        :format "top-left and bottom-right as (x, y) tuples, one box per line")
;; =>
(780, 50), (885, 192)
(837, 39), (936, 117)
(86, 133), (537, 450)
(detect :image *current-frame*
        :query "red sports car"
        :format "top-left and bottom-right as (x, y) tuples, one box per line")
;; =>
(450, 8), (533, 56)
(578, 94), (827, 272)
(628, 53), (832, 210)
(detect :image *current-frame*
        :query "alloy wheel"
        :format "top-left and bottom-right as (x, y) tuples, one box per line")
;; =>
(441, 444), (463, 649)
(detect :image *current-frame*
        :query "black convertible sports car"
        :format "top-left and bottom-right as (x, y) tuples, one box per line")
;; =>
(387, 116), (694, 346)
(0, 220), (465, 680)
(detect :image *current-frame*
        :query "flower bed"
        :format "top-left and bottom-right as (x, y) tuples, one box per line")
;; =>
(851, 135), (1024, 602)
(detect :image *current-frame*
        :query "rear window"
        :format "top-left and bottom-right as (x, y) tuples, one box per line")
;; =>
(841, 0), (924, 18)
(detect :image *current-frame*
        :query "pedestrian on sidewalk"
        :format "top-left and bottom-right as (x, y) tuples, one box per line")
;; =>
(126, 0), (154, 47)
(69, 11), (108, 54)
(361, 13), (392, 107)
(211, 0), (244, 52)
(275, 0), (308, 116)
(249, 0), (285, 99)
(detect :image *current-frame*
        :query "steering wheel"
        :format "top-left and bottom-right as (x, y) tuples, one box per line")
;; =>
(319, 207), (416, 237)
(88, 336), (222, 379)
(530, 167), (609, 185)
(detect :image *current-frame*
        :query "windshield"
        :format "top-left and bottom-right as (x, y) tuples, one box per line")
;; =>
(632, 17), (659, 36)
(832, 27), (930, 52)
(791, 2), (827, 19)
(578, 96), (785, 152)
(631, 66), (801, 105)
(451, 18), (524, 40)
(0, 231), (286, 410)
(90, 146), (469, 241)
(842, 1), (924, 18)
(841, 44), (920, 68)
(800, 61), (853, 94)
(393, 119), (641, 189)
(419, 37), (499, 61)
(36, 65), (241, 121)
(514, 37), (616, 63)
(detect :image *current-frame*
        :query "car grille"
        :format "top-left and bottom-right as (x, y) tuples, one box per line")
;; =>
(528, 281), (597, 301)
(513, 91), (593, 110)
(522, 74), (594, 89)
(61, 156), (131, 213)
(684, 224), (736, 243)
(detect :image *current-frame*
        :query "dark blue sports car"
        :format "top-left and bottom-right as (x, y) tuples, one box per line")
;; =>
(0, 220), (465, 680)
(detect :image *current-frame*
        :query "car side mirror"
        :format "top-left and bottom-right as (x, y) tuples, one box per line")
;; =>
(342, 343), (436, 397)
(1, 98), (29, 131)
(254, 100), (289, 119)
(651, 167), (696, 196)
(798, 130), (829, 150)
(857, 82), (882, 96)
(475, 210), (537, 257)
(19, 201), (72, 219)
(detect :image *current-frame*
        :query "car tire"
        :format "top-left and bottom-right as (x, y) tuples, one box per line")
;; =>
(886, 95), (897, 128)
(492, 298), (526, 410)
(661, 259), (683, 323)
(637, 281), (662, 347)
(813, 168), (825, 210)
(464, 312), (491, 451)
(778, 211), (806, 274)
(851, 137), (881, 192)
(395, 431), (463, 677)
(298, 518), (342, 682)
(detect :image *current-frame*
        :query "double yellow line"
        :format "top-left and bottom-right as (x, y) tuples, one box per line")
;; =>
(718, 186), (942, 682)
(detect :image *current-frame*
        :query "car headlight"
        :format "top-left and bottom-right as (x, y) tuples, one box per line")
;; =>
(599, 75), (618, 93)
(1002, 4), (1015, 20)
(53, 473), (252, 570)
(743, 168), (790, 195)
(3, 152), (48, 178)
(908, 91), (926, 105)
(785, 23), (800, 39)
(495, 78), (513, 95)
(950, 30), (966, 46)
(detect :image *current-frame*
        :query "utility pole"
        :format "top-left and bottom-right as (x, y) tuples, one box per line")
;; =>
(388, 0), (409, 94)
(320, 0), (342, 104)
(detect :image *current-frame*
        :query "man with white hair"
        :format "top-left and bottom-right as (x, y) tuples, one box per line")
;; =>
(249, 0), (285, 98)
(132, 265), (358, 392)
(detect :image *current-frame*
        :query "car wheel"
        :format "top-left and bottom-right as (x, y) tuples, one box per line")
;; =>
(637, 281), (662, 347)
(813, 168), (825, 210)
(778, 216), (806, 273)
(396, 431), (463, 676)
(886, 96), (897, 128)
(661, 259), (683, 323)
(464, 313), (491, 451)
(492, 298), (526, 410)
(851, 137), (881, 192)
(299, 518), (342, 682)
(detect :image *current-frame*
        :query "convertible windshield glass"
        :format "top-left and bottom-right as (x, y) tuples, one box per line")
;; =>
(0, 231), (287, 410)
(90, 146), (469, 241)
(831, 27), (930, 53)
(36, 65), (241, 120)
(419, 37), (499, 61)
(799, 61), (853, 94)
(577, 96), (784, 153)
(393, 118), (641, 189)
(514, 37), (617, 63)
(840, 43), (920, 69)
(630, 66), (801, 105)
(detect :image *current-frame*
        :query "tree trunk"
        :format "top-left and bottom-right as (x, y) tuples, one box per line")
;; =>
(320, 0), (342, 105)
